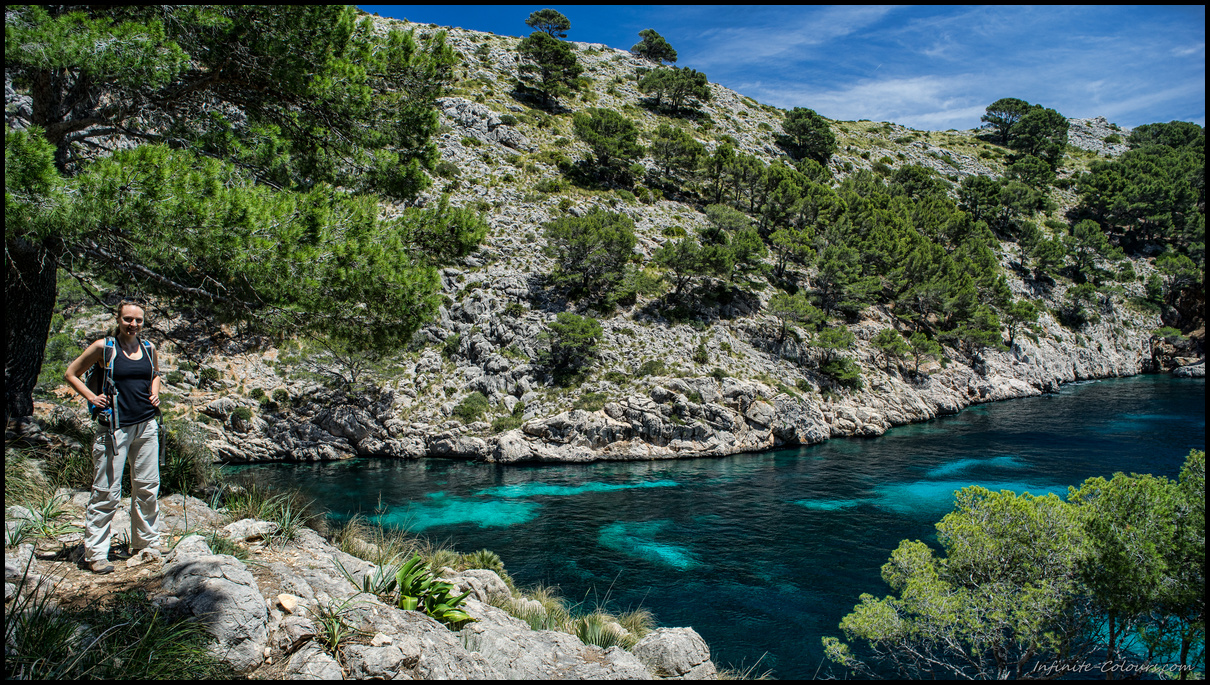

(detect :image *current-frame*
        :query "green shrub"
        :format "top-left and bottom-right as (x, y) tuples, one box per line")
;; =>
(499, 114), (518, 126)
(492, 401), (526, 433)
(499, 585), (572, 632)
(454, 392), (490, 423)
(249, 387), (265, 400)
(501, 343), (528, 361)
(460, 136), (482, 147)
(491, 413), (523, 433)
(573, 392), (608, 411)
(198, 367), (221, 388)
(205, 529), (250, 560)
(45, 443), (95, 492)
(165, 370), (185, 385)
(604, 371), (629, 384)
(820, 357), (864, 389)
(1153, 326), (1186, 341)
(272, 388), (290, 404)
(231, 406), (253, 423)
(460, 549), (505, 574)
(534, 177), (566, 193)
(709, 367), (728, 380)
(442, 333), (462, 359)
(435, 160), (460, 178)
(692, 342), (709, 364)
(635, 360), (667, 377)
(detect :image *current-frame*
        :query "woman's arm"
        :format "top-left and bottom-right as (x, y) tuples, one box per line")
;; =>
(64, 339), (109, 408)
(148, 343), (161, 408)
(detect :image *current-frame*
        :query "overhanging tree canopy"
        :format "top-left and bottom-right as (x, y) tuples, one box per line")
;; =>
(4, 5), (479, 420)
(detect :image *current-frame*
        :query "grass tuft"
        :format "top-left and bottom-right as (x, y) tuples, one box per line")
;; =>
(5, 565), (231, 679)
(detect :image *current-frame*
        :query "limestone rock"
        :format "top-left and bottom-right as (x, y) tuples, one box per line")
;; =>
(285, 643), (344, 680)
(162, 538), (270, 673)
(492, 429), (535, 463)
(1173, 359), (1205, 378)
(343, 643), (415, 680)
(632, 627), (717, 679)
(458, 598), (652, 679)
(443, 568), (510, 603)
(222, 517), (279, 541)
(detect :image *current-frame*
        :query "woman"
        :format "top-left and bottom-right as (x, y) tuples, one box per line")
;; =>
(64, 301), (162, 574)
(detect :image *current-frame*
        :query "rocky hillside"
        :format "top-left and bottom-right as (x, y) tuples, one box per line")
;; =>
(33, 16), (1202, 466)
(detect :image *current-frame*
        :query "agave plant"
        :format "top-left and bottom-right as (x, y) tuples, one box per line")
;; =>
(395, 554), (474, 626)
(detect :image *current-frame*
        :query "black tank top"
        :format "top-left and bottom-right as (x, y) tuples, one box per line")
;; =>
(112, 343), (156, 427)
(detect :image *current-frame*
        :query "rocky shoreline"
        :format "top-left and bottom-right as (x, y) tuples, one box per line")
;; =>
(193, 302), (1201, 466)
(5, 493), (717, 679)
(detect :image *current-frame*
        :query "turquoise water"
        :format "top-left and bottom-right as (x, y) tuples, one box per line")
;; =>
(230, 375), (1205, 678)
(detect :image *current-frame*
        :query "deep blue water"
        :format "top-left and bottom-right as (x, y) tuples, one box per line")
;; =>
(229, 375), (1205, 679)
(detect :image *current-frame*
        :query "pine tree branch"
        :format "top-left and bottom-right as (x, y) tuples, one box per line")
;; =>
(81, 240), (233, 304)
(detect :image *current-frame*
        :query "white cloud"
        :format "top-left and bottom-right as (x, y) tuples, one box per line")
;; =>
(1171, 42), (1204, 57)
(742, 75), (986, 130)
(683, 6), (896, 71)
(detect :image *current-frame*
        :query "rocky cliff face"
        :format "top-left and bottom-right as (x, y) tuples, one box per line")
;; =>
(195, 295), (1158, 465)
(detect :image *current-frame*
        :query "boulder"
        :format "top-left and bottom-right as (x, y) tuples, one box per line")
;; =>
(161, 536), (270, 673)
(443, 568), (510, 603)
(428, 434), (489, 459)
(632, 627), (717, 679)
(222, 518), (279, 541)
(1173, 359), (1205, 378)
(457, 598), (652, 679)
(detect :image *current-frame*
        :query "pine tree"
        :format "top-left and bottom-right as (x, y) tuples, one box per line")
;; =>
(779, 107), (837, 164)
(631, 29), (677, 65)
(525, 9), (571, 38)
(4, 6), (466, 420)
(517, 30), (583, 109)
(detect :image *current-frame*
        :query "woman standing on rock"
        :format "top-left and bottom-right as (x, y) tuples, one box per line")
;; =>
(64, 300), (163, 574)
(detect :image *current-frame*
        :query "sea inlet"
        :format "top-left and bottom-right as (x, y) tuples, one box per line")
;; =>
(230, 374), (1205, 679)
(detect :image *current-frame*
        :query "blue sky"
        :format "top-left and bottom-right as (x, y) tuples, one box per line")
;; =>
(359, 5), (1205, 131)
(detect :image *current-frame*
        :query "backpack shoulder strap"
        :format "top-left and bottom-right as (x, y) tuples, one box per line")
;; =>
(141, 339), (158, 377)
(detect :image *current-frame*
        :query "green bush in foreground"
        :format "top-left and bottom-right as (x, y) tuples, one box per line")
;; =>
(825, 449), (1206, 680)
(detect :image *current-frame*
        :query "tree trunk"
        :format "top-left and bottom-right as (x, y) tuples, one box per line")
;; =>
(5, 237), (59, 422)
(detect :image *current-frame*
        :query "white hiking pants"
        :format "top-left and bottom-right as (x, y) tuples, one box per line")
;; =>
(84, 418), (161, 563)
